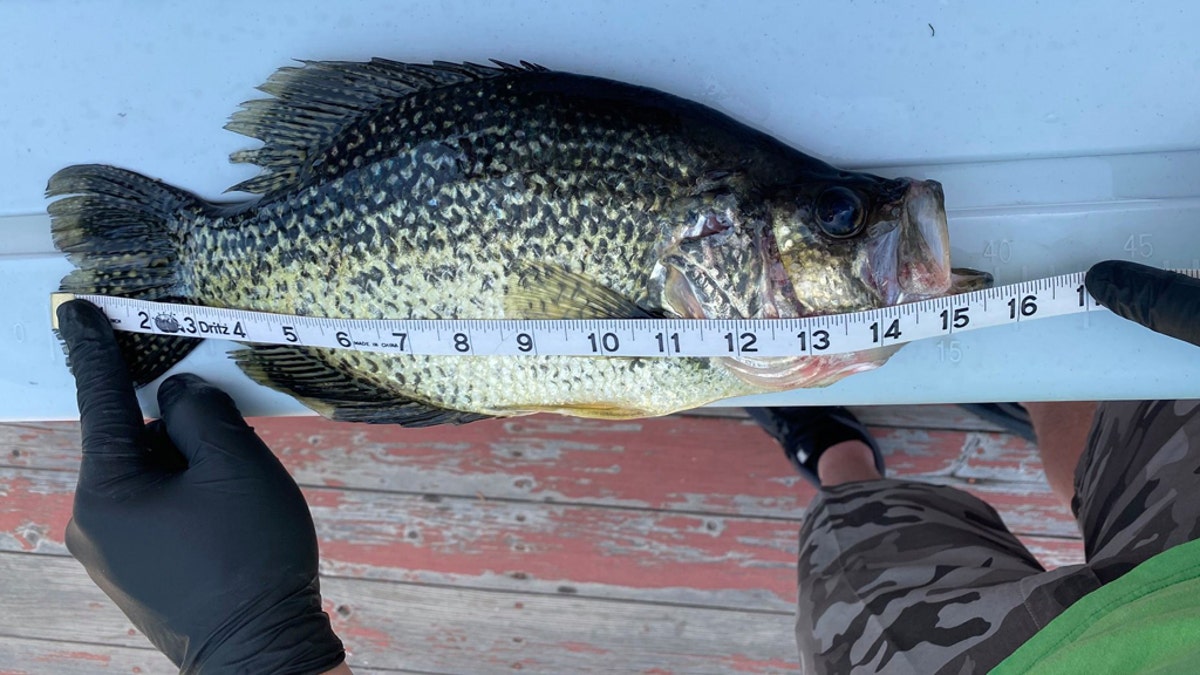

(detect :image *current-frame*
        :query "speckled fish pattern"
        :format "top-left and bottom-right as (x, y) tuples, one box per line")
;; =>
(48, 60), (969, 425)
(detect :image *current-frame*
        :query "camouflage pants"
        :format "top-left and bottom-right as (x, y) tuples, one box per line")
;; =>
(796, 400), (1200, 674)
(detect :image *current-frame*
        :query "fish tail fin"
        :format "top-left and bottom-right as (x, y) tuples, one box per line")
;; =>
(47, 164), (206, 385)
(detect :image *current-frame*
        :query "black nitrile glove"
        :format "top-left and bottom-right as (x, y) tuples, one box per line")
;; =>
(56, 299), (345, 675)
(1085, 260), (1200, 347)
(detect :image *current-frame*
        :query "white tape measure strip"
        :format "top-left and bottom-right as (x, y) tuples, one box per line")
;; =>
(49, 270), (1195, 358)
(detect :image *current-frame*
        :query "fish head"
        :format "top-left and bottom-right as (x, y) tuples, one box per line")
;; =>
(660, 172), (990, 391)
(769, 175), (982, 315)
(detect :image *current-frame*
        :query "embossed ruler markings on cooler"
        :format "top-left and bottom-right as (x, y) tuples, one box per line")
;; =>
(49, 271), (1197, 358)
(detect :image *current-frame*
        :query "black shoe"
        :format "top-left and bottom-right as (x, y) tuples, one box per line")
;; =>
(745, 406), (884, 487)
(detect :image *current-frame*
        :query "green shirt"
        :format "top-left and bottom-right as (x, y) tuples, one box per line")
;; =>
(992, 537), (1200, 674)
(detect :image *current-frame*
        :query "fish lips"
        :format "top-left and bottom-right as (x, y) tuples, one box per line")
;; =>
(867, 179), (983, 305)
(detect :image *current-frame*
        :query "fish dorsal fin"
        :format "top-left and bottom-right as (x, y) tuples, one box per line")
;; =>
(225, 59), (548, 196)
(504, 262), (662, 320)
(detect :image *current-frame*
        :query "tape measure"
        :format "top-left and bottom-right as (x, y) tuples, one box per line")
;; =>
(49, 270), (1190, 358)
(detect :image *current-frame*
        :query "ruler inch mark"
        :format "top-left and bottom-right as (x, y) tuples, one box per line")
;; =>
(60, 270), (1170, 358)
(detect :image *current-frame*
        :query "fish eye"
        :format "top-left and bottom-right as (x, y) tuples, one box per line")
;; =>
(813, 187), (865, 239)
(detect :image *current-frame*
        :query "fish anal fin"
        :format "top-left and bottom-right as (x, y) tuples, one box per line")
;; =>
(504, 262), (662, 320)
(55, 327), (201, 388)
(320, 399), (493, 427)
(52, 298), (202, 388)
(517, 402), (661, 420)
(233, 345), (490, 427)
(117, 332), (202, 387)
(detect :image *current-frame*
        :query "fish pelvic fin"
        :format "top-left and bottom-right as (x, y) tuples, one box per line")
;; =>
(47, 164), (208, 385)
(234, 345), (492, 427)
(504, 262), (663, 320)
(225, 59), (546, 197)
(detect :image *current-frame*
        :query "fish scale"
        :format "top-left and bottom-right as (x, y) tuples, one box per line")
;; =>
(47, 60), (987, 425)
(185, 148), (732, 417)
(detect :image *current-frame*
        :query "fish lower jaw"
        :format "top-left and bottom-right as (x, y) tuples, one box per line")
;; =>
(720, 347), (900, 391)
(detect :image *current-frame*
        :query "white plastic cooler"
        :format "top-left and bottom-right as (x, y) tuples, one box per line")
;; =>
(3, 0), (1199, 419)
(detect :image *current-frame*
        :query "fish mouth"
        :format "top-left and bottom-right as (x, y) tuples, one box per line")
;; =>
(867, 179), (986, 304)
(898, 180), (949, 296)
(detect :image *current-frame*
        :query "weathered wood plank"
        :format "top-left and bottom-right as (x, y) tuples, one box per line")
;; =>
(0, 470), (74, 555)
(0, 422), (79, 471)
(0, 405), (1031, 460)
(0, 635), (411, 675)
(1022, 537), (1086, 569)
(0, 416), (1082, 548)
(0, 415), (1011, 505)
(954, 431), (1046, 483)
(2, 416), (826, 521)
(896, 428), (1083, 544)
(0, 417), (1066, 519)
(307, 489), (803, 612)
(0, 552), (800, 674)
(0, 466), (799, 611)
(0, 540), (1082, 675)
(0, 636), (173, 674)
(0, 463), (1084, 612)
(0, 416), (1010, 494)
(0, 552), (148, 650)
(0, 410), (1087, 672)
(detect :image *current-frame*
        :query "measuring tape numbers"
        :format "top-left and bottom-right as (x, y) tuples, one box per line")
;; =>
(49, 270), (1190, 359)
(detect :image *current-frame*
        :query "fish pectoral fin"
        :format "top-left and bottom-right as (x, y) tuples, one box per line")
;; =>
(504, 262), (662, 320)
(233, 345), (491, 427)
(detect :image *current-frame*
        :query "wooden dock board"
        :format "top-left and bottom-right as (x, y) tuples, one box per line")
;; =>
(0, 406), (1084, 673)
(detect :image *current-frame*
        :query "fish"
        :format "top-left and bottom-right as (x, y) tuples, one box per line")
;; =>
(48, 59), (991, 426)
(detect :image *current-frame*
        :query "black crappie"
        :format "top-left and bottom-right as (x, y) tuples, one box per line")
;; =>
(49, 60), (989, 425)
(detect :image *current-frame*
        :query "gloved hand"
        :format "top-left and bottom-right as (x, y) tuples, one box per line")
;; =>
(56, 299), (346, 675)
(1085, 260), (1200, 347)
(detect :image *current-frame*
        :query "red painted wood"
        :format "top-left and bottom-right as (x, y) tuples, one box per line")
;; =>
(0, 413), (1087, 672)
(0, 637), (176, 675)
(1022, 536), (1086, 568)
(0, 416), (1082, 547)
(304, 484), (803, 607)
(0, 473), (73, 553)
(0, 466), (801, 609)
(257, 417), (1080, 541)
(0, 552), (803, 674)
(1, 417), (993, 513)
